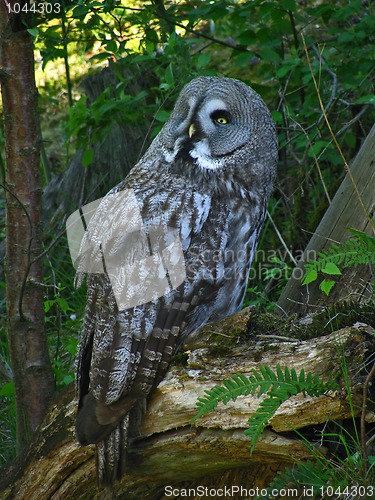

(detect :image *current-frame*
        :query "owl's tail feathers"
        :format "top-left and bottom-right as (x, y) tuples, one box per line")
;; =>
(76, 393), (119, 445)
(96, 416), (129, 487)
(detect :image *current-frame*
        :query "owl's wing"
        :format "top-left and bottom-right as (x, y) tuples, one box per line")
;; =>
(78, 279), (207, 486)
(75, 171), (217, 446)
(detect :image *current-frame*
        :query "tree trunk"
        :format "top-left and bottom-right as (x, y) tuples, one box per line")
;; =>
(0, 309), (374, 499)
(0, 3), (54, 451)
(277, 124), (375, 316)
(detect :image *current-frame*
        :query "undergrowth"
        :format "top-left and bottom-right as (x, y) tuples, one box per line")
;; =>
(303, 229), (375, 296)
(192, 358), (375, 498)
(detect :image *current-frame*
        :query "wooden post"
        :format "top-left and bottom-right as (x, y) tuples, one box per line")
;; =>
(277, 125), (375, 316)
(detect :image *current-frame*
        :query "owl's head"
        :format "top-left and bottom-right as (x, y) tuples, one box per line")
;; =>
(159, 76), (277, 183)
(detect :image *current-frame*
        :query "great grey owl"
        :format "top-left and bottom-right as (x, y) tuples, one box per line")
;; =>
(74, 76), (277, 486)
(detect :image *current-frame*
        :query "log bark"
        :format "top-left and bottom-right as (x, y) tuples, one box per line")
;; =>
(1, 309), (374, 499)
(277, 124), (375, 316)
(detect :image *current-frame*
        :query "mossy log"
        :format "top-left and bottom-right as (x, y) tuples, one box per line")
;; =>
(1, 309), (374, 500)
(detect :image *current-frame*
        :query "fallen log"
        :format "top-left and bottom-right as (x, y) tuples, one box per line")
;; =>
(1, 309), (374, 499)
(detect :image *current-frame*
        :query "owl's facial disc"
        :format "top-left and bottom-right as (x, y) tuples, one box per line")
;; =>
(187, 99), (230, 170)
(189, 138), (222, 171)
(166, 115), (225, 171)
(163, 91), (251, 172)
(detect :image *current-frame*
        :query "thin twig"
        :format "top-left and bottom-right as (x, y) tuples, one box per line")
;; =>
(256, 334), (299, 342)
(1, 183), (33, 320)
(336, 105), (369, 137)
(267, 210), (297, 265)
(311, 44), (337, 127)
(289, 117), (332, 204)
(301, 33), (375, 234)
(2, 182), (70, 320)
(172, 19), (246, 53)
(28, 223), (68, 268)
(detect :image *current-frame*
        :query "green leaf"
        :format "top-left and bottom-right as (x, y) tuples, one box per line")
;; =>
(239, 30), (256, 45)
(88, 52), (111, 63)
(131, 53), (155, 63)
(302, 269), (318, 285)
(145, 28), (159, 44)
(63, 374), (75, 386)
(321, 262), (342, 275)
(245, 396), (282, 453)
(105, 40), (118, 53)
(276, 64), (293, 78)
(154, 110), (171, 123)
(235, 52), (255, 67)
(338, 32), (356, 43)
(73, 4), (89, 17)
(319, 279), (336, 295)
(348, 228), (369, 239)
(308, 140), (329, 158)
(280, 0), (296, 10)
(0, 381), (14, 397)
(260, 47), (281, 64)
(196, 53), (211, 69)
(164, 64), (174, 86)
(65, 338), (78, 356)
(271, 111), (283, 124)
(82, 148), (94, 168)
(27, 28), (39, 38)
(355, 94), (375, 105)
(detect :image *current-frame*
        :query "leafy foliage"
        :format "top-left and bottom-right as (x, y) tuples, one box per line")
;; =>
(192, 365), (338, 453)
(20, 0), (374, 309)
(303, 229), (375, 295)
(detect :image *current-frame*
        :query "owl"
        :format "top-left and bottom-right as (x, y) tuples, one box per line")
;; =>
(75, 76), (278, 486)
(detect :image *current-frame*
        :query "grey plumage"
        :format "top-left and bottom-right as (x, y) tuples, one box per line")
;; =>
(75, 76), (278, 485)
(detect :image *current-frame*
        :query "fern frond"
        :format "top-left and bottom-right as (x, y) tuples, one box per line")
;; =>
(304, 231), (375, 276)
(191, 370), (266, 422)
(192, 365), (339, 454)
(244, 396), (282, 453)
(191, 365), (338, 425)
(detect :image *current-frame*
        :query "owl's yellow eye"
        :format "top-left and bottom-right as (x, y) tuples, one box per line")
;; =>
(215, 117), (228, 125)
(211, 110), (231, 125)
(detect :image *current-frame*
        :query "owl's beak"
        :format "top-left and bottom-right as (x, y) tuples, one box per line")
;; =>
(188, 123), (196, 138)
